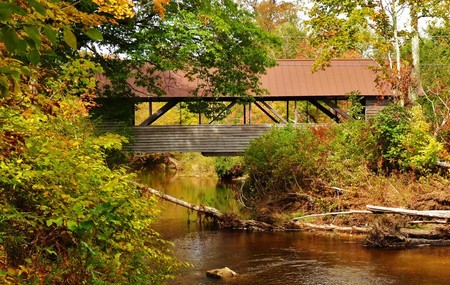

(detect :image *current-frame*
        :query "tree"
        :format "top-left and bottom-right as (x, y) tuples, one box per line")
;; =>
(238, 0), (311, 59)
(418, 22), (450, 151)
(307, 0), (450, 105)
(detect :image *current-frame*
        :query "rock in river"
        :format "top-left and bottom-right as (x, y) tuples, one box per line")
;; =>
(206, 267), (238, 279)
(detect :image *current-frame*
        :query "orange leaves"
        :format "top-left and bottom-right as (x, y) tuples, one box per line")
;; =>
(153, 0), (170, 17)
(254, 1), (297, 33)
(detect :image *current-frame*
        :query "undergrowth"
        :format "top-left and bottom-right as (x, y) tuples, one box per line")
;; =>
(243, 105), (447, 225)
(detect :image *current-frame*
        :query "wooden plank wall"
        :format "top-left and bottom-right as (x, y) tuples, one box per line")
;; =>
(365, 98), (391, 118)
(129, 124), (274, 155)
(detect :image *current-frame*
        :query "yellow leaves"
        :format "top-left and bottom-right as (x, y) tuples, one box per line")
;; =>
(61, 193), (72, 203)
(92, 0), (135, 19)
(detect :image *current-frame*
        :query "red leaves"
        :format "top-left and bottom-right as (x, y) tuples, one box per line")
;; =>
(0, 130), (26, 158)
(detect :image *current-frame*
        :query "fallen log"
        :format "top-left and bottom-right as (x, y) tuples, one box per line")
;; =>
(291, 207), (450, 222)
(366, 205), (450, 219)
(133, 181), (281, 231)
(368, 235), (450, 248)
(404, 238), (450, 247)
(142, 184), (224, 220)
(399, 228), (450, 239)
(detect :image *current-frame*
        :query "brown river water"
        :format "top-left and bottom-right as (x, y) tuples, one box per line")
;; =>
(139, 170), (450, 285)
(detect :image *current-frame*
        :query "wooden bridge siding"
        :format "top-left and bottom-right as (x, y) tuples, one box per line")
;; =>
(129, 124), (273, 155)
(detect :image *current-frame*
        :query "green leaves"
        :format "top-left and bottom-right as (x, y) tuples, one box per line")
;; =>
(370, 104), (443, 172)
(24, 26), (42, 48)
(84, 28), (103, 41)
(64, 27), (77, 49)
(46, 217), (63, 227)
(1, 26), (20, 53)
(0, 3), (13, 21)
(29, 0), (47, 16)
(67, 220), (78, 231)
(1, 83), (184, 283)
(43, 26), (57, 46)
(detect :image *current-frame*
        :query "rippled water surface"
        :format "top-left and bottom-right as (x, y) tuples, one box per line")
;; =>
(140, 170), (450, 285)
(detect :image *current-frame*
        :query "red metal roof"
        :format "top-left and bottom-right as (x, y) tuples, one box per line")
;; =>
(262, 59), (384, 97)
(99, 59), (388, 99)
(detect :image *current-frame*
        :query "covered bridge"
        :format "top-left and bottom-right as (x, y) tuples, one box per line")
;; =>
(127, 59), (391, 125)
(97, 59), (392, 155)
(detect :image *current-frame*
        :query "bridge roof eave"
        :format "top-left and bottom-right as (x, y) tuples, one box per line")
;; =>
(134, 94), (386, 103)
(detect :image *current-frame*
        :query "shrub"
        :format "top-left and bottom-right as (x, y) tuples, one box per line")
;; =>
(326, 120), (376, 183)
(0, 95), (185, 284)
(370, 104), (443, 172)
(244, 125), (329, 198)
(370, 103), (411, 171)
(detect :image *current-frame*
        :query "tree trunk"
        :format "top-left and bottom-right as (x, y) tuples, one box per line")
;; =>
(391, 0), (403, 105)
(410, 3), (422, 104)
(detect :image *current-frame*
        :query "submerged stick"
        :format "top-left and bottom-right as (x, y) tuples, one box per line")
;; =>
(297, 223), (370, 233)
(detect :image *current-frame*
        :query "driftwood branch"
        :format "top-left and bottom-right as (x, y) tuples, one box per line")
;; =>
(409, 220), (449, 224)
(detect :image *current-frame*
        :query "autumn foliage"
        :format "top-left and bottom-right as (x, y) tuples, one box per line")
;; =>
(0, 0), (187, 284)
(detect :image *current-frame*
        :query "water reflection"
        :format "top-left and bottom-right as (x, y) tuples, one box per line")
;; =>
(139, 170), (450, 285)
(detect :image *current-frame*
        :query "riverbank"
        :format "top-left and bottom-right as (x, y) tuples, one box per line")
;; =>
(133, 151), (450, 247)
(258, 171), (450, 247)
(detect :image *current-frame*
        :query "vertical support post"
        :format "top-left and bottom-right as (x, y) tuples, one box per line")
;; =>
(179, 102), (182, 125)
(248, 102), (252, 124)
(243, 104), (247, 124)
(306, 101), (309, 123)
(198, 113), (202, 125)
(131, 102), (136, 126)
(149, 101), (153, 116)
(286, 101), (289, 122)
(334, 99), (338, 117)
(294, 101), (298, 124)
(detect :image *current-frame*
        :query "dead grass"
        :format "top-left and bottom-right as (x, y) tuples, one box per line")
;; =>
(253, 171), (450, 230)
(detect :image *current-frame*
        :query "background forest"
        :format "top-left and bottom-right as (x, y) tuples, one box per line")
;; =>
(2, 0), (450, 284)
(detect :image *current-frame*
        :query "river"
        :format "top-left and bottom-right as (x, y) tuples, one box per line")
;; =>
(139, 170), (450, 285)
